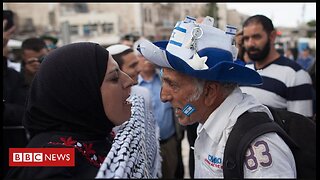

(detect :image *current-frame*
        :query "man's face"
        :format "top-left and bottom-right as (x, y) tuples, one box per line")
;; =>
(121, 52), (139, 82)
(121, 40), (133, 47)
(243, 23), (271, 62)
(235, 32), (243, 49)
(137, 54), (156, 73)
(302, 49), (310, 58)
(160, 68), (205, 126)
(23, 48), (48, 75)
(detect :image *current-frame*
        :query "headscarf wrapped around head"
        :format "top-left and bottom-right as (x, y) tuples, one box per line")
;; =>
(23, 42), (114, 139)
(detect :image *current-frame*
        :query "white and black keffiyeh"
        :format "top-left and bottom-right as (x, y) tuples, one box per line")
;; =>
(96, 95), (162, 178)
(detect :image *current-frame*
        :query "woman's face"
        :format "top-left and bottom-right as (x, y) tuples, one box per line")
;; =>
(101, 55), (134, 125)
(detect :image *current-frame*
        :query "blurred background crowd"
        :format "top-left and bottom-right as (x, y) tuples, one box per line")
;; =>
(4, 3), (316, 65)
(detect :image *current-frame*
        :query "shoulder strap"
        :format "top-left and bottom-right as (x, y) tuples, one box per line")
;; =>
(223, 111), (296, 179)
(265, 107), (299, 149)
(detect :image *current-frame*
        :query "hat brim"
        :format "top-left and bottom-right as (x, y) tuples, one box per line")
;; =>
(137, 39), (262, 85)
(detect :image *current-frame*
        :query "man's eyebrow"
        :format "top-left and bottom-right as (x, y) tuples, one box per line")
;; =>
(243, 33), (260, 38)
(162, 76), (177, 85)
(162, 76), (171, 82)
(129, 61), (138, 68)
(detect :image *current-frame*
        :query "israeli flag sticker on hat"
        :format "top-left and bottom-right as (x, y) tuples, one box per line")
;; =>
(137, 16), (262, 85)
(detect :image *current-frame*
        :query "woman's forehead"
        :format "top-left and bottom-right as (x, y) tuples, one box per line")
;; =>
(107, 56), (119, 70)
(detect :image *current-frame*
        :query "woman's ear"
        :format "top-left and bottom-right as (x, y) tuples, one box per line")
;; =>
(203, 81), (220, 106)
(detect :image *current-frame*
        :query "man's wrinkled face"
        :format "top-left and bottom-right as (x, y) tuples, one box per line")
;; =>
(243, 23), (271, 62)
(160, 68), (205, 126)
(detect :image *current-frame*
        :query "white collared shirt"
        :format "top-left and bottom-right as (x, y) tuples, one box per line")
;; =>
(194, 87), (296, 178)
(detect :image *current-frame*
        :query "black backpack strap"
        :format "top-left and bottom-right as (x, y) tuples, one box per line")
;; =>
(223, 111), (295, 179)
(265, 106), (299, 149)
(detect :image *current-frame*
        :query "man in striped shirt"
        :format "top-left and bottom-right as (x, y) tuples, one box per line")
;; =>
(240, 15), (314, 118)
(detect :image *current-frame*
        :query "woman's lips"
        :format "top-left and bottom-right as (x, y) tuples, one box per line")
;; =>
(124, 95), (132, 105)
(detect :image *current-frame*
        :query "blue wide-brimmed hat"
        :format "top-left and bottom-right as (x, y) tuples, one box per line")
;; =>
(136, 16), (262, 85)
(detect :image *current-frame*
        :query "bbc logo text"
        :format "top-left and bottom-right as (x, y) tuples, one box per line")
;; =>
(9, 148), (75, 166)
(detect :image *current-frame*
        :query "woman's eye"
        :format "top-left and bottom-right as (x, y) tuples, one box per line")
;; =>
(110, 77), (119, 82)
(109, 71), (119, 82)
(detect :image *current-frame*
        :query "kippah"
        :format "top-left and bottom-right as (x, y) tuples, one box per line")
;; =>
(106, 44), (131, 55)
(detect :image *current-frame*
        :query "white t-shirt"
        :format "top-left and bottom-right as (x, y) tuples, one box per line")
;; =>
(194, 87), (296, 178)
(240, 57), (313, 117)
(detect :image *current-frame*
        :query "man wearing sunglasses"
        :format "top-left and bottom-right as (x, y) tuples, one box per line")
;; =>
(21, 37), (48, 88)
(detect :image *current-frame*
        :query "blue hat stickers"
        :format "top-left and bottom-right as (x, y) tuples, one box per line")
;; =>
(137, 16), (262, 85)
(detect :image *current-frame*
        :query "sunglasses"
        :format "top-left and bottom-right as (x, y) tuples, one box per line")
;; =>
(26, 56), (45, 65)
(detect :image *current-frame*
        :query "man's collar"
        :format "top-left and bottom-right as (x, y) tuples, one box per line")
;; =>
(198, 88), (243, 143)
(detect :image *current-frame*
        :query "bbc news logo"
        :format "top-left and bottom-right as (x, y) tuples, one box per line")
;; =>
(9, 148), (75, 166)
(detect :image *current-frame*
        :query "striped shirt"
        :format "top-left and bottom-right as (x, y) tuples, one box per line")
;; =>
(240, 56), (313, 117)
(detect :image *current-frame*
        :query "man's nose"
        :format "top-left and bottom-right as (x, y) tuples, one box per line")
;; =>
(160, 86), (172, 103)
(246, 37), (256, 47)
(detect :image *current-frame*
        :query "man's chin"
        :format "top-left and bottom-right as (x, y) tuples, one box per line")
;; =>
(248, 54), (264, 62)
(178, 117), (195, 126)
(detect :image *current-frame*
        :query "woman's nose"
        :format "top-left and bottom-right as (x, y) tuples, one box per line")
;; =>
(123, 72), (134, 89)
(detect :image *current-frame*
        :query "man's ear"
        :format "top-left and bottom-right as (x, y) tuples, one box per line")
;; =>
(269, 30), (277, 43)
(203, 81), (220, 106)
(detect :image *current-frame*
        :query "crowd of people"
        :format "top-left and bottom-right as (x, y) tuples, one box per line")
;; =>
(3, 12), (316, 179)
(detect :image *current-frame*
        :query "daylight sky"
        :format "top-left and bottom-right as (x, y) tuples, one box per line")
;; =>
(224, 3), (316, 28)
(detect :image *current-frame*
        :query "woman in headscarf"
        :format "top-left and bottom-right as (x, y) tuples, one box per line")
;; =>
(6, 42), (134, 178)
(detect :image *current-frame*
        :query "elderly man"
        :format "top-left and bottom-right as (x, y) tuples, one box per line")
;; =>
(136, 16), (296, 178)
